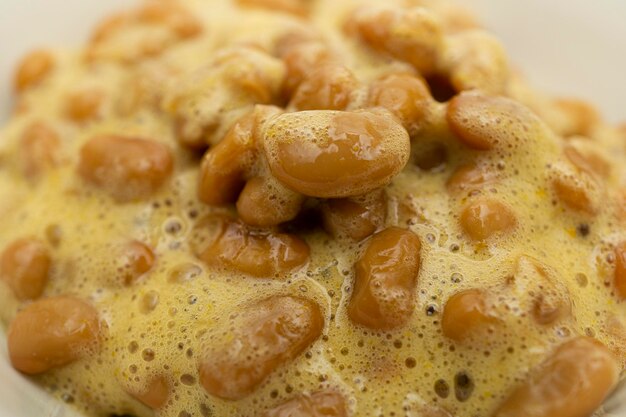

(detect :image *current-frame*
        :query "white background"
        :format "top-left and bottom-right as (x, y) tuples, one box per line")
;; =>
(0, 1), (624, 416)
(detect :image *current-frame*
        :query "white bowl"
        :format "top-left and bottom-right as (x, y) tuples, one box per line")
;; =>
(0, 1), (624, 416)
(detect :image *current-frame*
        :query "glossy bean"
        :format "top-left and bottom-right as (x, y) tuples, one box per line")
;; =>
(119, 241), (155, 285)
(493, 337), (619, 417)
(460, 198), (516, 241)
(1, 237), (50, 300)
(8, 296), (101, 374)
(446, 163), (497, 195)
(442, 289), (499, 342)
(127, 375), (170, 410)
(198, 106), (282, 205)
(348, 227), (421, 330)
(289, 65), (358, 111)
(447, 91), (544, 150)
(236, 176), (305, 227)
(263, 109), (410, 198)
(367, 72), (432, 136)
(349, 6), (443, 75)
(78, 135), (173, 201)
(199, 296), (323, 399)
(194, 216), (309, 277)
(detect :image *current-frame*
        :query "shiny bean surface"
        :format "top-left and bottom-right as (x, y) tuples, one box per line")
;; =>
(262, 390), (347, 417)
(128, 375), (171, 410)
(460, 198), (516, 241)
(550, 169), (597, 214)
(0, 237), (50, 300)
(493, 337), (619, 417)
(290, 65), (358, 111)
(367, 72), (432, 136)
(194, 216), (309, 277)
(120, 240), (155, 285)
(447, 91), (543, 150)
(236, 176), (304, 227)
(8, 296), (101, 374)
(78, 135), (173, 201)
(446, 163), (497, 195)
(263, 109), (410, 198)
(198, 111), (258, 205)
(281, 42), (332, 98)
(199, 296), (323, 400)
(348, 227), (421, 330)
(350, 6), (443, 75)
(442, 289), (499, 342)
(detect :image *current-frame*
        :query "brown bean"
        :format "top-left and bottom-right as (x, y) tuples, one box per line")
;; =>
(493, 337), (619, 417)
(446, 163), (497, 195)
(19, 122), (61, 179)
(281, 42), (333, 99)
(194, 215), (309, 277)
(554, 98), (600, 137)
(289, 65), (358, 111)
(198, 112), (257, 205)
(321, 190), (387, 241)
(198, 106), (282, 205)
(136, 2), (202, 39)
(199, 296), (323, 400)
(460, 198), (517, 241)
(168, 49), (285, 148)
(1, 238), (50, 301)
(263, 390), (347, 417)
(564, 139), (611, 179)
(550, 168), (597, 214)
(441, 289), (499, 342)
(78, 135), (173, 201)
(614, 242), (626, 300)
(512, 256), (570, 325)
(64, 89), (104, 122)
(367, 72), (432, 136)
(8, 296), (101, 374)
(263, 109), (410, 198)
(237, 0), (310, 16)
(14, 50), (55, 93)
(447, 91), (544, 150)
(127, 375), (170, 409)
(350, 6), (443, 76)
(236, 176), (305, 227)
(444, 31), (508, 95)
(119, 241), (155, 285)
(348, 227), (421, 330)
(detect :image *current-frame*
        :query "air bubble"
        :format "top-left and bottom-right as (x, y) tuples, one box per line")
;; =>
(434, 379), (450, 398)
(454, 371), (474, 402)
(142, 349), (155, 362)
